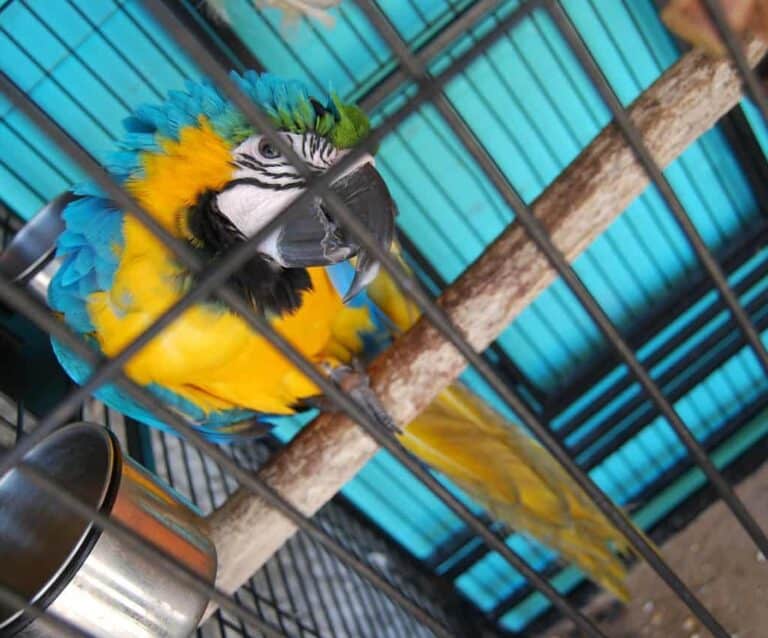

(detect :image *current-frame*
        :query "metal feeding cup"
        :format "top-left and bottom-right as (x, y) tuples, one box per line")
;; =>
(0, 191), (73, 303)
(0, 423), (217, 637)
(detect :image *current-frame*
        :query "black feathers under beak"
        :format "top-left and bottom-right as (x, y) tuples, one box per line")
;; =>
(272, 162), (397, 301)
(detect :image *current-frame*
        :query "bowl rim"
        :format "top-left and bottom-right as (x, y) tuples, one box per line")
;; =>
(0, 423), (122, 636)
(0, 192), (75, 285)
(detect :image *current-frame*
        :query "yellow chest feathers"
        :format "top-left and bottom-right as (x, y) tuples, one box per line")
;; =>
(86, 119), (373, 414)
(89, 263), (371, 414)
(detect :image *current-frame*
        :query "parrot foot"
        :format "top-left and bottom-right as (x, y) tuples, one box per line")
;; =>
(305, 362), (402, 436)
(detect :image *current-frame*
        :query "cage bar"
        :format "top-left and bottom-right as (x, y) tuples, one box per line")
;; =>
(545, 0), (768, 552)
(199, 12), (766, 632)
(2, 0), (768, 635)
(19, 0), (610, 630)
(0, 0), (605, 630)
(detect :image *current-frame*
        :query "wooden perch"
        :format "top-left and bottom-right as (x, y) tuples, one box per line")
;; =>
(202, 39), (767, 619)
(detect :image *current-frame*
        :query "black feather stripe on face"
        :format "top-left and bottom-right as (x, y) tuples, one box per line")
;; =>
(185, 189), (312, 316)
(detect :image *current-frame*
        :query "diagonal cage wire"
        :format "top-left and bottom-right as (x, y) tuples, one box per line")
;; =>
(0, 262), (453, 638)
(0, 0), (604, 635)
(0, 389), (459, 638)
(701, 2), (768, 136)
(0, 68), (456, 638)
(0, 2), (609, 631)
(1, 0), (767, 636)
(141, 1), (764, 632)
(0, 139), (454, 638)
(0, 0), (664, 616)
(0, 0), (740, 636)
(0, 5), (720, 638)
(441, 206), (768, 614)
(338, 0), (768, 635)
(544, 0), (768, 550)
(156, 426), (466, 638)
(0, 0), (546, 477)
(0, 195), (462, 636)
(231, 2), (765, 631)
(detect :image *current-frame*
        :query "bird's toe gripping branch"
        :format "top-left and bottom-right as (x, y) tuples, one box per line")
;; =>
(304, 361), (402, 436)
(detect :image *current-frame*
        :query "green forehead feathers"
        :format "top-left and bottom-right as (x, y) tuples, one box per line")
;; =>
(113, 72), (371, 183)
(225, 72), (370, 148)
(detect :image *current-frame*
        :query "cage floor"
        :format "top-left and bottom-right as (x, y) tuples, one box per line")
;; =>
(545, 459), (768, 638)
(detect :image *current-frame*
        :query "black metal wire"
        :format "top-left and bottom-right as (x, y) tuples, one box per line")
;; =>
(494, 385), (768, 620)
(0, 0), (543, 479)
(545, 220), (768, 419)
(0, 273), (455, 637)
(6, 404), (301, 638)
(358, 0), (503, 112)
(488, 356), (768, 619)
(0, 4), (700, 637)
(159, 0), (265, 74)
(280, 539), (325, 637)
(41, 404), (446, 638)
(160, 0), (712, 632)
(574, 292), (768, 466)
(227, 436), (461, 637)
(0, 138), (455, 636)
(0, 66), (396, 473)
(544, 0), (768, 551)
(699, 0), (768, 119)
(0, 1), (611, 633)
(4, 20), (600, 635)
(131, 4), (607, 634)
(540, 227), (768, 459)
(351, 0), (740, 635)
(0, 69), (535, 637)
(3, 0), (761, 634)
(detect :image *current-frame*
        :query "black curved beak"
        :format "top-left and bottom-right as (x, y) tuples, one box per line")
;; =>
(272, 162), (396, 301)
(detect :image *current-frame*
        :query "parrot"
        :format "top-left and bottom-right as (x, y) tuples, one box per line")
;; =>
(203, 0), (340, 27)
(662, 0), (768, 55)
(47, 71), (632, 600)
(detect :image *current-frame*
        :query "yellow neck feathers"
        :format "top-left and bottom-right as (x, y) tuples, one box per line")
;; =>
(126, 117), (235, 238)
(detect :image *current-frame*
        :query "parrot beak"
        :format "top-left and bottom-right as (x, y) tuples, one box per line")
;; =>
(267, 157), (397, 301)
(330, 161), (397, 302)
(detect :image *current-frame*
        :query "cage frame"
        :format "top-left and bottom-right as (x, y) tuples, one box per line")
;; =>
(1, 1), (767, 636)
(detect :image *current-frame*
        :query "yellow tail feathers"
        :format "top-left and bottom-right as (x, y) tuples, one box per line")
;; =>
(398, 383), (633, 601)
(367, 242), (637, 599)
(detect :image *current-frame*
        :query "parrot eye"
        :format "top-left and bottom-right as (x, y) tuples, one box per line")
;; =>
(258, 139), (281, 160)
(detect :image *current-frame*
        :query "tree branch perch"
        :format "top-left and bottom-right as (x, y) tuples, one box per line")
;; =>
(202, 39), (766, 619)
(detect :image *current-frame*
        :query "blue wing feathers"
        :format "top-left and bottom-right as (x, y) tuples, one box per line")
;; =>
(48, 190), (268, 441)
(50, 338), (262, 443)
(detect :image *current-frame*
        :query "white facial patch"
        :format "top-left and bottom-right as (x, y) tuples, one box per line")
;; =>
(215, 132), (338, 239)
(216, 183), (302, 239)
(215, 131), (375, 250)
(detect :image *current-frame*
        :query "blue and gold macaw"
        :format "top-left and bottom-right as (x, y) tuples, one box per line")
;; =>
(48, 72), (630, 599)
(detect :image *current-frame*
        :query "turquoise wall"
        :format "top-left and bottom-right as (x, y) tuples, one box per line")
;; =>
(2, 0), (767, 630)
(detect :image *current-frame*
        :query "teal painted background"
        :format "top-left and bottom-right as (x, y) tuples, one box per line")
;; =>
(2, 0), (768, 630)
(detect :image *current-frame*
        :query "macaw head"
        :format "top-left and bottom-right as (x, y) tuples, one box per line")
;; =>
(119, 72), (396, 314)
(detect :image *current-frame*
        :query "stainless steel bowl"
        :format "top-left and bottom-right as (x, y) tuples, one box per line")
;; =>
(0, 423), (217, 637)
(0, 192), (74, 302)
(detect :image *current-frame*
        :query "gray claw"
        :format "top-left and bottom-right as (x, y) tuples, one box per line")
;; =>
(329, 364), (402, 435)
